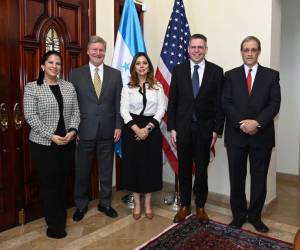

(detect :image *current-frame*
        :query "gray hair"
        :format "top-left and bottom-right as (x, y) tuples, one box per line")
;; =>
(240, 36), (261, 51)
(87, 35), (107, 50)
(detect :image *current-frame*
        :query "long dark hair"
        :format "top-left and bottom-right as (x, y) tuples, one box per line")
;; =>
(128, 52), (157, 89)
(37, 50), (62, 85)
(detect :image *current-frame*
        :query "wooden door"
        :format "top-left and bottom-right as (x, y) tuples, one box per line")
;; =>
(0, 0), (96, 231)
(0, 0), (20, 231)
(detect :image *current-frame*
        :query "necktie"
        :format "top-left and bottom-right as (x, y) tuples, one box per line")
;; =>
(93, 67), (102, 98)
(247, 68), (252, 95)
(192, 65), (200, 98)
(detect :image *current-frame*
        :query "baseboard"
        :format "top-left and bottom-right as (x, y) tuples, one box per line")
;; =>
(277, 172), (300, 182)
(207, 191), (277, 214)
(207, 191), (230, 205)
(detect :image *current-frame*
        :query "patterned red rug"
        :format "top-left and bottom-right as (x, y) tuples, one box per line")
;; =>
(136, 215), (292, 250)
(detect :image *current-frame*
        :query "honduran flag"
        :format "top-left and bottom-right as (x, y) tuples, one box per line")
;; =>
(112, 0), (146, 157)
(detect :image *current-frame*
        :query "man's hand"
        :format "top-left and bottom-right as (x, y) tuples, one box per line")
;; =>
(170, 130), (177, 147)
(239, 119), (259, 135)
(210, 132), (218, 149)
(114, 129), (122, 142)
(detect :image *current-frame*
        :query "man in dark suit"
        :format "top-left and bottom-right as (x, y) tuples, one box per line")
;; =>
(167, 34), (224, 224)
(70, 36), (123, 221)
(222, 36), (281, 232)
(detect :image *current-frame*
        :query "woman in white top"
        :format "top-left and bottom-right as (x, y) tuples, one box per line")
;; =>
(120, 52), (166, 220)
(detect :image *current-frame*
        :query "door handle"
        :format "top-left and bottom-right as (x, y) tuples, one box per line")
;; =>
(13, 103), (22, 130)
(0, 103), (8, 132)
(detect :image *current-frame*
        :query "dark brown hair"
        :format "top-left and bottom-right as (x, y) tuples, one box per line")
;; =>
(189, 34), (207, 45)
(128, 52), (157, 89)
(37, 50), (62, 85)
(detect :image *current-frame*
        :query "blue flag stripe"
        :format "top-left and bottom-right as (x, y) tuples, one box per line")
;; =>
(112, 0), (147, 158)
(119, 0), (146, 55)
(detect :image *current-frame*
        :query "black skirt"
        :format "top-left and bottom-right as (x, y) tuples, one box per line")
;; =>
(121, 114), (163, 193)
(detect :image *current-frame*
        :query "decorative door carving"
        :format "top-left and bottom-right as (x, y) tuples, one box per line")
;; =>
(0, 0), (96, 231)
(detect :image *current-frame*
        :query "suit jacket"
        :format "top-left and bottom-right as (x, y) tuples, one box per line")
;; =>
(24, 79), (80, 146)
(69, 64), (122, 140)
(222, 65), (281, 148)
(167, 60), (224, 140)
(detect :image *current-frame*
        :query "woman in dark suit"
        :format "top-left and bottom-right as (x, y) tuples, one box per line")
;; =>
(120, 52), (166, 220)
(24, 51), (80, 238)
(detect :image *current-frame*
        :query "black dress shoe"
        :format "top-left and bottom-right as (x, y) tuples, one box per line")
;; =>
(228, 217), (246, 229)
(248, 218), (269, 233)
(73, 206), (88, 222)
(97, 205), (118, 218)
(46, 228), (67, 239)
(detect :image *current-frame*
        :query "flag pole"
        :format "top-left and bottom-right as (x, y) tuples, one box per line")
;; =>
(111, 0), (147, 209)
(164, 174), (180, 211)
(155, 0), (190, 210)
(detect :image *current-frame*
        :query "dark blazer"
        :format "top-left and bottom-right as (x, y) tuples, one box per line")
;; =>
(222, 65), (281, 148)
(167, 60), (224, 140)
(70, 64), (122, 140)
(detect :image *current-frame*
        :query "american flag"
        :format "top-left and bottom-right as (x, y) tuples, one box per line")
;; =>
(155, 0), (191, 174)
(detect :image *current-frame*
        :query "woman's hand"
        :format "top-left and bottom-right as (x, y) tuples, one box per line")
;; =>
(131, 125), (148, 141)
(64, 131), (76, 143)
(51, 135), (67, 145)
(135, 127), (149, 141)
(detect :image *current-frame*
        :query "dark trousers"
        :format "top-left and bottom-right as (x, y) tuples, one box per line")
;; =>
(226, 145), (272, 220)
(177, 124), (211, 207)
(30, 141), (75, 231)
(74, 131), (114, 209)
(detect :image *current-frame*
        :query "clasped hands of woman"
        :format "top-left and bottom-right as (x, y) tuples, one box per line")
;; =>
(51, 131), (76, 145)
(131, 124), (152, 141)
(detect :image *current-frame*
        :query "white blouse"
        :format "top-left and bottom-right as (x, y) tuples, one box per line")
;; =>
(120, 82), (166, 125)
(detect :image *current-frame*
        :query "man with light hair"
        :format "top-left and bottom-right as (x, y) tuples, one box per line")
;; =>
(70, 35), (123, 221)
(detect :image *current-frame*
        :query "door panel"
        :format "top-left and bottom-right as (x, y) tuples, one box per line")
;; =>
(0, 0), (19, 231)
(0, 0), (96, 230)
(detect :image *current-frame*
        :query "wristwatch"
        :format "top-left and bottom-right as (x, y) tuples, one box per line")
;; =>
(146, 124), (153, 132)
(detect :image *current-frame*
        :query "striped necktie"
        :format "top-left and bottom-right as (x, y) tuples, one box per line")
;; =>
(93, 67), (102, 98)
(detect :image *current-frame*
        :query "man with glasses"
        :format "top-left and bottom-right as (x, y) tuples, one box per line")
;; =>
(222, 36), (281, 232)
(167, 34), (224, 224)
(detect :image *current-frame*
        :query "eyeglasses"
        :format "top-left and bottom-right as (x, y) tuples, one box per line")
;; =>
(242, 48), (259, 53)
(189, 46), (206, 50)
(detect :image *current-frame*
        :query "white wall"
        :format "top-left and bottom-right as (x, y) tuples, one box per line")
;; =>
(143, 0), (279, 203)
(276, 0), (300, 175)
(95, 0), (284, 203)
(96, 1), (114, 64)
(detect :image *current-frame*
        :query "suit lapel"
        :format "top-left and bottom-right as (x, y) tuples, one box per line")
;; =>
(184, 61), (194, 99)
(237, 65), (250, 98)
(83, 64), (99, 101)
(198, 60), (211, 95)
(250, 64), (262, 97)
(101, 65), (110, 97)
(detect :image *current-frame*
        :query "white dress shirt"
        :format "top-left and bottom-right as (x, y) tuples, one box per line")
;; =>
(244, 63), (258, 90)
(190, 59), (205, 87)
(120, 83), (166, 125)
(89, 62), (104, 82)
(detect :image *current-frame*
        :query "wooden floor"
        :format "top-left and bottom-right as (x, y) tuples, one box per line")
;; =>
(0, 177), (299, 250)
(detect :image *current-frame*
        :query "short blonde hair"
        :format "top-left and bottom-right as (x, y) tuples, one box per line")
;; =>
(87, 35), (107, 50)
